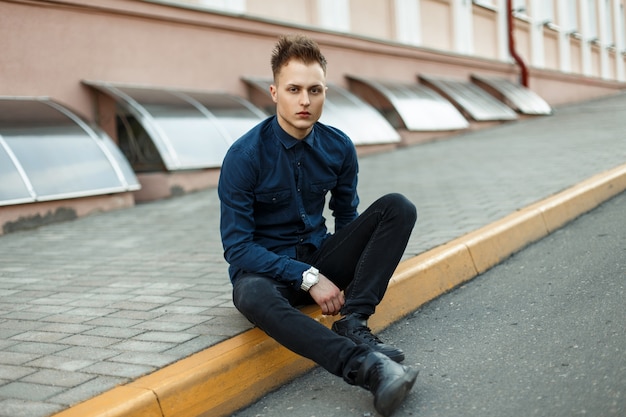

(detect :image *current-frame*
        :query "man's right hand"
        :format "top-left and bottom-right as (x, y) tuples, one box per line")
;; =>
(308, 273), (344, 316)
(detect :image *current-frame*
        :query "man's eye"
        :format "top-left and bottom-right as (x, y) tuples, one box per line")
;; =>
(310, 88), (321, 94)
(289, 87), (299, 93)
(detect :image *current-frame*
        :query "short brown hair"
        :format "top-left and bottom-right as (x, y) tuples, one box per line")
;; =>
(271, 34), (327, 81)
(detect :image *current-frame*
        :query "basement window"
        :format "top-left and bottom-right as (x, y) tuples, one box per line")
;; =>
(84, 82), (267, 171)
(0, 97), (140, 206)
(346, 76), (470, 131)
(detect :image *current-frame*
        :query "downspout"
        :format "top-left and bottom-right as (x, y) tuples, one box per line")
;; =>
(507, 0), (529, 86)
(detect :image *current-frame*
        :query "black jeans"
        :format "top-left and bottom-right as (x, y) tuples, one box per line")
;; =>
(232, 193), (417, 382)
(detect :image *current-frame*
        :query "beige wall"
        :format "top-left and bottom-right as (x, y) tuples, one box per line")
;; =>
(421, 0), (454, 51)
(350, 0), (395, 40)
(472, 4), (499, 60)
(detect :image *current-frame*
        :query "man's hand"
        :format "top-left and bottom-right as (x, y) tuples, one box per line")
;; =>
(308, 273), (344, 316)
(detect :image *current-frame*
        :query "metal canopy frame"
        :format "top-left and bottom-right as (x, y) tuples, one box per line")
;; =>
(84, 81), (267, 171)
(0, 97), (140, 207)
(242, 77), (401, 145)
(347, 75), (470, 131)
(419, 75), (518, 122)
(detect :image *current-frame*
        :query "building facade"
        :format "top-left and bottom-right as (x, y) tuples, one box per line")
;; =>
(1, 0), (625, 233)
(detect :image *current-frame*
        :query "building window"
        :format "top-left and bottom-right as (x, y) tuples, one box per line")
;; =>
(587, 0), (599, 41)
(566, 0), (579, 33)
(394, 0), (421, 45)
(513, 0), (527, 14)
(197, 0), (245, 13)
(617, 3), (626, 52)
(318, 0), (350, 32)
(538, 0), (555, 24)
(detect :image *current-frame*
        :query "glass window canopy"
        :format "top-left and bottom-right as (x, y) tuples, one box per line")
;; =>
(419, 76), (518, 122)
(347, 76), (470, 131)
(84, 81), (267, 171)
(242, 77), (401, 145)
(0, 97), (140, 207)
(470, 75), (553, 115)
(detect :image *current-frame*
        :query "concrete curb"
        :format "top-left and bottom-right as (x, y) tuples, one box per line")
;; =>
(52, 163), (626, 417)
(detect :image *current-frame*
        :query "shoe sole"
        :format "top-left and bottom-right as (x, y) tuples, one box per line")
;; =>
(374, 368), (419, 417)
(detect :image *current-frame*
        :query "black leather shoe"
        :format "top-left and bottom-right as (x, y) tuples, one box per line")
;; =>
(332, 314), (405, 363)
(357, 351), (418, 417)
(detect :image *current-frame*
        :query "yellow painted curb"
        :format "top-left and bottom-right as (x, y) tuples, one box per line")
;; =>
(52, 386), (161, 417)
(52, 163), (626, 417)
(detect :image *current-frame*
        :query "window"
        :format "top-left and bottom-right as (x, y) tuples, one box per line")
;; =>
(197, 0), (245, 13)
(85, 82), (266, 171)
(513, 0), (527, 14)
(588, 0), (599, 41)
(566, 0), (579, 33)
(0, 98), (139, 206)
(395, 0), (421, 45)
(605, 0), (614, 45)
(318, 0), (350, 32)
(617, 3), (626, 52)
(538, 0), (555, 24)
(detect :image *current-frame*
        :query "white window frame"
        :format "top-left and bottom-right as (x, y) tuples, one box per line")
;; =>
(318, 0), (350, 32)
(394, 0), (421, 45)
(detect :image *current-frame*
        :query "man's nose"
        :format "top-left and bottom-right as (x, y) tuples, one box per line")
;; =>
(300, 91), (310, 106)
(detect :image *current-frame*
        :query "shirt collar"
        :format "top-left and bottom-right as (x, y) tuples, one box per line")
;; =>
(271, 116), (317, 149)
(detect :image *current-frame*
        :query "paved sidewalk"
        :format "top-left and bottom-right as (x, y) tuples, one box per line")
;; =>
(0, 92), (625, 417)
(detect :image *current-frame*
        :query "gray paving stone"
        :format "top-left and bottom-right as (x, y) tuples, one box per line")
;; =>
(130, 320), (196, 332)
(24, 356), (94, 372)
(21, 369), (96, 388)
(81, 361), (154, 378)
(82, 326), (145, 339)
(0, 351), (41, 366)
(47, 376), (126, 406)
(5, 342), (69, 355)
(0, 381), (65, 401)
(110, 340), (176, 353)
(132, 331), (196, 344)
(0, 399), (64, 417)
(10, 331), (72, 343)
(0, 365), (37, 381)
(36, 323), (94, 334)
(107, 351), (179, 368)
(54, 347), (119, 361)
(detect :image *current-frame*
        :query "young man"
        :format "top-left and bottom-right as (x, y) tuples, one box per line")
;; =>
(218, 34), (418, 416)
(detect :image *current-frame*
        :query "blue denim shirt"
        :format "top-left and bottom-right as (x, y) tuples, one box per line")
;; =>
(218, 116), (359, 286)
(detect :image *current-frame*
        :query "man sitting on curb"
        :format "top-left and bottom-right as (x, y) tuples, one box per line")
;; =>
(218, 33), (418, 416)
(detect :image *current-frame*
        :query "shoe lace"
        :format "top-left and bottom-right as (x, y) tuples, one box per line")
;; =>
(352, 325), (383, 344)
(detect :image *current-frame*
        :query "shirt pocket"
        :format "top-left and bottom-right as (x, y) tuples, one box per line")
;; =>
(307, 179), (337, 200)
(255, 189), (292, 208)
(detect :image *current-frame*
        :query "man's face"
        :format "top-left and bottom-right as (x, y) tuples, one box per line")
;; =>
(270, 59), (327, 140)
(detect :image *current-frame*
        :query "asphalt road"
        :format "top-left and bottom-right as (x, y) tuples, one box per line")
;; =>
(231, 191), (626, 417)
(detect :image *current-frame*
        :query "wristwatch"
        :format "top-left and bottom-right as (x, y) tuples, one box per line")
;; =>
(300, 266), (319, 292)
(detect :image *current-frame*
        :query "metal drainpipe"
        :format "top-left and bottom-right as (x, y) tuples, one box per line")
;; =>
(507, 0), (529, 87)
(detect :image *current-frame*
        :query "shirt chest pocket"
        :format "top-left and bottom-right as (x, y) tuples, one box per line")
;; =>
(255, 189), (292, 208)
(306, 179), (337, 201)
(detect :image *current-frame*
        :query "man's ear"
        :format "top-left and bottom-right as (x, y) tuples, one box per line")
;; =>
(270, 84), (278, 103)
